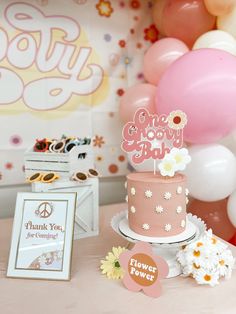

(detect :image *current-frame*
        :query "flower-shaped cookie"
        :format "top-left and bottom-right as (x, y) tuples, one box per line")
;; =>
(119, 242), (169, 298)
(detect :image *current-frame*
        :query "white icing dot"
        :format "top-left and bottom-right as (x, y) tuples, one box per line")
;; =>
(124, 181), (127, 189)
(176, 206), (183, 214)
(130, 206), (136, 213)
(125, 195), (128, 202)
(185, 188), (189, 196)
(165, 224), (172, 232)
(145, 190), (152, 198)
(142, 223), (150, 230)
(131, 187), (136, 196)
(164, 192), (172, 200)
(177, 186), (182, 194)
(155, 205), (164, 214)
(186, 197), (189, 205)
(181, 219), (186, 228)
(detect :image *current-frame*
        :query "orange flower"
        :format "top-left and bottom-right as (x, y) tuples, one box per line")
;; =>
(130, 0), (140, 9)
(119, 39), (126, 48)
(96, 0), (113, 17)
(93, 135), (105, 148)
(144, 24), (159, 43)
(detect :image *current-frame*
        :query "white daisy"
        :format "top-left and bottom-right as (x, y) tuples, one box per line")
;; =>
(169, 147), (191, 171)
(164, 192), (172, 200)
(145, 190), (152, 198)
(167, 110), (187, 130)
(176, 206), (183, 214)
(131, 187), (136, 196)
(185, 188), (189, 196)
(142, 223), (150, 230)
(195, 268), (219, 287)
(158, 155), (177, 177)
(186, 197), (189, 204)
(125, 195), (128, 202)
(181, 219), (186, 228)
(176, 186), (182, 194)
(147, 130), (155, 139)
(155, 205), (164, 214)
(130, 206), (136, 213)
(165, 224), (172, 232)
(217, 251), (235, 278)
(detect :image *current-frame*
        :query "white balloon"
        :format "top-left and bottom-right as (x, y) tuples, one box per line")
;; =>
(184, 144), (236, 202)
(127, 152), (160, 172)
(227, 190), (236, 227)
(193, 30), (236, 56)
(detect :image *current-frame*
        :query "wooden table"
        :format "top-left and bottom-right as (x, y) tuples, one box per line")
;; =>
(0, 203), (236, 314)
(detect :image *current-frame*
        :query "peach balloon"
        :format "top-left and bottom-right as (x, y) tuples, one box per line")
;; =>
(143, 38), (189, 85)
(119, 84), (156, 124)
(188, 198), (235, 241)
(218, 6), (236, 38)
(152, 0), (167, 35)
(204, 0), (236, 16)
(163, 0), (216, 47)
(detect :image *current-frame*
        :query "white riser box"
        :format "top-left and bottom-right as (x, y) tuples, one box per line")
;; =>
(24, 145), (94, 179)
(32, 178), (99, 240)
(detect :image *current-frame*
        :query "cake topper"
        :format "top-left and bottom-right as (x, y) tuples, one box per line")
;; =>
(122, 108), (191, 176)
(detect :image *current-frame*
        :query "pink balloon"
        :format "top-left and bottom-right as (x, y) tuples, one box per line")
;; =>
(156, 49), (236, 144)
(163, 0), (216, 47)
(119, 84), (156, 123)
(143, 38), (189, 85)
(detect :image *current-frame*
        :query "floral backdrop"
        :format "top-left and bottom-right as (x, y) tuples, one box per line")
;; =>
(0, 0), (157, 186)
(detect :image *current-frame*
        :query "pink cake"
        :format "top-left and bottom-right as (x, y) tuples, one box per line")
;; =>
(127, 172), (189, 237)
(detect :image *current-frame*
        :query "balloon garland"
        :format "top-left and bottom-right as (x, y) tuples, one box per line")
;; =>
(119, 0), (236, 242)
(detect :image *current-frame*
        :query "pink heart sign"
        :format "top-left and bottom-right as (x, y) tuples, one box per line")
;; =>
(119, 242), (169, 298)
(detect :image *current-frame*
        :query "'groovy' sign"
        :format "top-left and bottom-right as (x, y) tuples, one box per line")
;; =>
(0, 2), (104, 110)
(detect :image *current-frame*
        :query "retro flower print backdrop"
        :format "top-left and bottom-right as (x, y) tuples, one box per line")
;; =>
(0, 0), (155, 185)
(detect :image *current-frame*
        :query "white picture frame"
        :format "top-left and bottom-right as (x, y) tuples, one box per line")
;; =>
(7, 192), (77, 281)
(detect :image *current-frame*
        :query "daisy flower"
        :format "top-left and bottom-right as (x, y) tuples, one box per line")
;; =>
(100, 246), (127, 279)
(195, 268), (219, 287)
(145, 190), (152, 198)
(158, 155), (176, 177)
(167, 110), (187, 130)
(169, 147), (191, 171)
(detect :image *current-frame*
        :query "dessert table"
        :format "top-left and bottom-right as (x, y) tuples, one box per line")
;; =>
(0, 203), (236, 314)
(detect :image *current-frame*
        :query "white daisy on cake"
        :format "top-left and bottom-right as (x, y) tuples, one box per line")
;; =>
(130, 206), (136, 213)
(155, 205), (164, 214)
(176, 186), (182, 194)
(164, 192), (172, 200)
(158, 155), (176, 177)
(131, 187), (136, 196)
(145, 190), (152, 198)
(142, 223), (150, 230)
(176, 206), (182, 214)
(164, 223), (172, 232)
(169, 147), (191, 171)
(167, 110), (187, 130)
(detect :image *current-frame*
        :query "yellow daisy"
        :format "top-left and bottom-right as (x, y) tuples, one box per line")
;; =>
(100, 246), (127, 279)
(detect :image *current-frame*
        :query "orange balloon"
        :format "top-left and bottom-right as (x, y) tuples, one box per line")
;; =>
(188, 198), (235, 241)
(163, 0), (216, 47)
(204, 0), (236, 16)
(152, 0), (167, 35)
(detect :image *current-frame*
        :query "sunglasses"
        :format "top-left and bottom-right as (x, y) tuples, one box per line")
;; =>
(33, 139), (48, 152)
(49, 140), (66, 153)
(27, 172), (60, 183)
(71, 169), (99, 182)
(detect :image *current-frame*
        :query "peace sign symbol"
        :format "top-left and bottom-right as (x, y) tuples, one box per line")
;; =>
(37, 202), (53, 218)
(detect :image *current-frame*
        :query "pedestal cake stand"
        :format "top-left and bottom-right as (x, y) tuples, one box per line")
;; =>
(111, 210), (206, 278)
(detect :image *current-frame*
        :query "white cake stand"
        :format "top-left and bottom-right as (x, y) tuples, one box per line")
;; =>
(111, 210), (206, 278)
